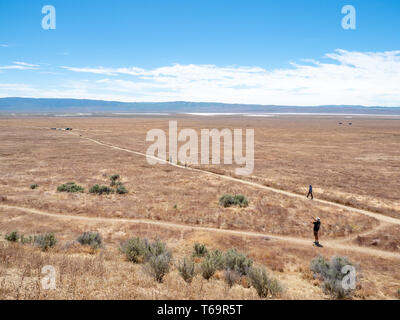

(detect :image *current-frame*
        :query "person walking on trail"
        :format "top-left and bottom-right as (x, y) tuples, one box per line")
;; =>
(312, 217), (322, 247)
(307, 184), (314, 200)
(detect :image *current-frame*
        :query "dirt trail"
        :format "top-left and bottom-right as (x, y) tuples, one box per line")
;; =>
(15, 127), (399, 260)
(82, 135), (400, 226)
(1, 204), (399, 260)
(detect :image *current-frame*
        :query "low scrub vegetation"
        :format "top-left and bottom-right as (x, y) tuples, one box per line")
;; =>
(120, 237), (171, 282)
(5, 231), (33, 244)
(34, 233), (57, 251)
(146, 251), (172, 283)
(311, 256), (356, 299)
(207, 249), (225, 270)
(2, 228), (287, 297)
(110, 174), (129, 194)
(247, 265), (283, 298)
(89, 184), (115, 195)
(110, 174), (121, 186)
(224, 248), (253, 276)
(57, 182), (84, 193)
(200, 254), (217, 280)
(5, 231), (19, 242)
(224, 268), (241, 287)
(120, 237), (148, 263)
(116, 184), (128, 194)
(193, 243), (208, 257)
(30, 184), (38, 190)
(77, 232), (103, 249)
(219, 194), (249, 208)
(177, 258), (196, 283)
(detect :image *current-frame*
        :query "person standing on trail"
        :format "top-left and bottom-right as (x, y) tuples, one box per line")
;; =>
(312, 217), (321, 246)
(307, 185), (314, 200)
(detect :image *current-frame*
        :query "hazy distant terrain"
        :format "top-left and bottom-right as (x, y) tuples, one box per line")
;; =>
(1, 97), (400, 115)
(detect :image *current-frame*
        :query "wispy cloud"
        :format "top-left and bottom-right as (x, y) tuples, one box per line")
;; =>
(0, 61), (39, 70)
(2, 50), (400, 106)
(58, 49), (400, 106)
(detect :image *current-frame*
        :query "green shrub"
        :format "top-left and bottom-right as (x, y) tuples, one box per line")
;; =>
(208, 249), (225, 270)
(233, 195), (249, 207)
(219, 194), (249, 208)
(223, 248), (253, 276)
(219, 194), (235, 208)
(145, 239), (168, 260)
(5, 231), (19, 242)
(311, 256), (356, 299)
(57, 182), (84, 193)
(201, 255), (217, 280)
(120, 237), (147, 263)
(247, 265), (283, 298)
(177, 258), (196, 283)
(110, 174), (120, 186)
(110, 174), (120, 181)
(89, 184), (115, 195)
(20, 234), (33, 245)
(116, 184), (128, 194)
(30, 184), (39, 190)
(146, 252), (172, 283)
(77, 232), (103, 249)
(34, 233), (57, 251)
(224, 268), (241, 287)
(193, 243), (208, 257)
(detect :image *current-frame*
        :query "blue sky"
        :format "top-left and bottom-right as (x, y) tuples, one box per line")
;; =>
(0, 0), (399, 105)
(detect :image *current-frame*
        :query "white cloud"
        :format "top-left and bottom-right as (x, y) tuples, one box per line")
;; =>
(57, 49), (400, 106)
(0, 61), (39, 70)
(2, 50), (400, 106)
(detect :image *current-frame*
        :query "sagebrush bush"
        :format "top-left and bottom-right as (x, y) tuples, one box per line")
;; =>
(145, 239), (168, 260)
(247, 265), (283, 298)
(177, 258), (196, 283)
(146, 252), (172, 283)
(89, 184), (115, 195)
(120, 238), (169, 264)
(193, 243), (208, 257)
(224, 268), (241, 287)
(116, 184), (128, 194)
(224, 248), (253, 276)
(310, 256), (356, 299)
(57, 182), (84, 193)
(120, 237), (147, 263)
(20, 234), (33, 245)
(208, 249), (225, 270)
(233, 195), (249, 207)
(219, 194), (235, 208)
(77, 232), (103, 249)
(201, 255), (217, 280)
(219, 194), (249, 208)
(5, 231), (19, 242)
(30, 184), (38, 190)
(34, 233), (57, 251)
(110, 174), (120, 185)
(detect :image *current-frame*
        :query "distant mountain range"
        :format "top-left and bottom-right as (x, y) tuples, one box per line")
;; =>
(1, 97), (400, 114)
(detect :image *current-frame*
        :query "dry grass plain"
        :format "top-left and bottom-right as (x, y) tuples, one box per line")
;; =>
(0, 115), (399, 300)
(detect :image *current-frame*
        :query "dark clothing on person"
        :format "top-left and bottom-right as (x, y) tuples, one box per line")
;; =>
(313, 220), (320, 242)
(307, 185), (313, 199)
